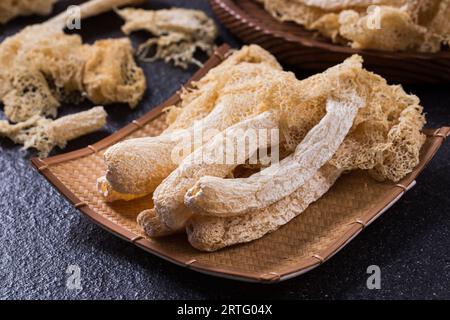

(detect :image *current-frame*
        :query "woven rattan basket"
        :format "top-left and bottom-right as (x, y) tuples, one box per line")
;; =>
(31, 45), (450, 283)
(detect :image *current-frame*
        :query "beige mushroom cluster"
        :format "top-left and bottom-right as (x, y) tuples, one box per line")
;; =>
(0, 29), (145, 123)
(98, 45), (426, 251)
(117, 7), (218, 69)
(0, 107), (107, 157)
(0, 0), (146, 156)
(257, 0), (449, 52)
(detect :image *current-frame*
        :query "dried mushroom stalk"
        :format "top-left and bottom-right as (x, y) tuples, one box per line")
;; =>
(117, 7), (218, 69)
(186, 164), (343, 252)
(259, 0), (449, 52)
(97, 176), (147, 202)
(153, 111), (279, 232)
(0, 0), (56, 24)
(100, 132), (191, 200)
(99, 45), (282, 201)
(102, 100), (258, 197)
(137, 209), (175, 238)
(0, 106), (107, 156)
(185, 96), (362, 217)
(0, 0), (145, 123)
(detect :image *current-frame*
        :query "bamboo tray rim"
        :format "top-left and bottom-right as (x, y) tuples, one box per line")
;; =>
(212, 0), (450, 60)
(31, 44), (450, 283)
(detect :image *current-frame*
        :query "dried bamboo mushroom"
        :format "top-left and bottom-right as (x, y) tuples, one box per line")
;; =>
(186, 94), (425, 250)
(0, 107), (107, 157)
(0, 0), (145, 123)
(99, 45), (426, 205)
(186, 165), (343, 251)
(259, 0), (449, 52)
(120, 46), (425, 251)
(0, 34), (145, 122)
(153, 111), (279, 232)
(117, 7), (218, 69)
(102, 98), (267, 198)
(0, 31), (88, 122)
(185, 97), (363, 217)
(183, 60), (425, 250)
(97, 176), (148, 202)
(83, 39), (146, 108)
(137, 209), (175, 238)
(99, 45), (283, 201)
(0, 0), (56, 24)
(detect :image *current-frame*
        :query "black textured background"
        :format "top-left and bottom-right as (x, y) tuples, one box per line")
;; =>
(0, 0), (449, 300)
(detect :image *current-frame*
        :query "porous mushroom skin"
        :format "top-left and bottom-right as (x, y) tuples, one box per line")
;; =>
(185, 94), (425, 251)
(338, 6), (433, 52)
(137, 209), (174, 238)
(0, 107), (107, 157)
(0, 0), (145, 123)
(117, 7), (218, 69)
(184, 96), (363, 217)
(100, 46), (369, 202)
(258, 0), (449, 52)
(83, 38), (146, 108)
(186, 164), (343, 252)
(153, 111), (279, 232)
(103, 101), (261, 196)
(99, 45), (283, 201)
(185, 95), (426, 251)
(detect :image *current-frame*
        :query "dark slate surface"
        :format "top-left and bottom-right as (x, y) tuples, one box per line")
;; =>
(0, 0), (449, 300)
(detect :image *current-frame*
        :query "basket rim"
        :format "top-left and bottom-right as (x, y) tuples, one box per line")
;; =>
(31, 44), (450, 283)
(211, 0), (450, 61)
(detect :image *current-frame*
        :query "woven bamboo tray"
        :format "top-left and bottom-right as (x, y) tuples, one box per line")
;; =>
(210, 0), (450, 84)
(31, 45), (450, 283)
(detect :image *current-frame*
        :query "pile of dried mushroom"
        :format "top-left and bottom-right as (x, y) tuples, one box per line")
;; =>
(0, 0), (148, 156)
(98, 45), (426, 251)
(0, 0), (217, 156)
(257, 0), (449, 52)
